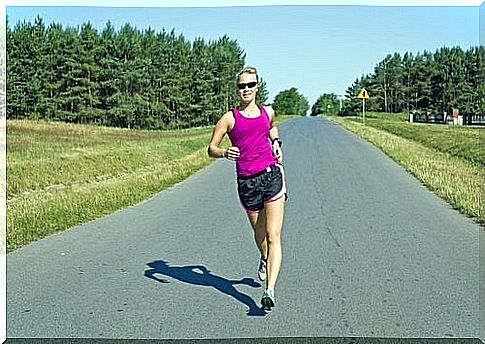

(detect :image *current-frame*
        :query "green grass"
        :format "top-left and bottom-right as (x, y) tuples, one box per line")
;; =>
(7, 120), (216, 252)
(331, 113), (484, 226)
(347, 112), (483, 166)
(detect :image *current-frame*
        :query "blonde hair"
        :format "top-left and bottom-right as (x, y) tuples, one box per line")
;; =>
(237, 67), (259, 83)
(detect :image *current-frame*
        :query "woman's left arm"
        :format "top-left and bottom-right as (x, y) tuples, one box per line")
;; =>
(267, 106), (283, 163)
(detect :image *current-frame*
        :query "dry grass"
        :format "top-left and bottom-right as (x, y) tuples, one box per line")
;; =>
(6, 120), (214, 252)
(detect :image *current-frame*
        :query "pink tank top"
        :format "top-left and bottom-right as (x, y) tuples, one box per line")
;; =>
(228, 104), (277, 177)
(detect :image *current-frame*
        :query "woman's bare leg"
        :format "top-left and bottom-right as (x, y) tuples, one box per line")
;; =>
(263, 196), (285, 291)
(247, 210), (267, 260)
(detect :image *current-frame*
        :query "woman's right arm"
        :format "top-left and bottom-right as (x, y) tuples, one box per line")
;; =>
(208, 112), (240, 160)
(208, 112), (230, 159)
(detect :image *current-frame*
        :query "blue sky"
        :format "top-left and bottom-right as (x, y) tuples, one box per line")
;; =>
(5, 3), (481, 107)
(481, 2), (485, 45)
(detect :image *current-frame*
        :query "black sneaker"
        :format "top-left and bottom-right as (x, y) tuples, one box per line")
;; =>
(258, 257), (267, 281)
(261, 289), (275, 311)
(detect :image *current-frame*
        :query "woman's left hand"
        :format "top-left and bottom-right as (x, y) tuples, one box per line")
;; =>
(272, 142), (283, 163)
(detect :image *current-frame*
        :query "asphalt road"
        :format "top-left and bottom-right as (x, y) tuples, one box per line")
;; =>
(6, 117), (482, 340)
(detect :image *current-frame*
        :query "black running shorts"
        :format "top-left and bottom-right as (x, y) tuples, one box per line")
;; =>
(237, 163), (287, 213)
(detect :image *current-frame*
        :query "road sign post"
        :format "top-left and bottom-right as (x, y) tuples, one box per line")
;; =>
(357, 88), (369, 125)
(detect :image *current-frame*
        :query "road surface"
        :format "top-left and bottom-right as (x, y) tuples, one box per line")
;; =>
(7, 117), (482, 340)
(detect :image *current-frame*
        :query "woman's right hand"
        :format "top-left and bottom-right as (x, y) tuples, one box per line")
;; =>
(225, 146), (240, 161)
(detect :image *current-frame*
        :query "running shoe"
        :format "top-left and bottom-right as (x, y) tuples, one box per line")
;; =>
(261, 289), (275, 311)
(258, 257), (267, 281)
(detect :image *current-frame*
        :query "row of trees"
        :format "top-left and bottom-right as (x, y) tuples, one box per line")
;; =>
(276, 46), (484, 118)
(341, 46), (484, 116)
(8, 17), (481, 124)
(7, 17), (272, 129)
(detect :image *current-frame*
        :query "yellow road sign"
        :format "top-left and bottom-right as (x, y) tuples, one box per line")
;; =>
(357, 88), (369, 99)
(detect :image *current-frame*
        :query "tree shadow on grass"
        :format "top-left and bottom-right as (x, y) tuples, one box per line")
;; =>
(144, 260), (266, 316)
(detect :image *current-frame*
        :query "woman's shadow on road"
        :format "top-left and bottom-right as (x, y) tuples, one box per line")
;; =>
(144, 260), (266, 316)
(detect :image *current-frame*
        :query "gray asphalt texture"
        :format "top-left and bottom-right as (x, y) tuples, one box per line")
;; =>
(7, 117), (482, 340)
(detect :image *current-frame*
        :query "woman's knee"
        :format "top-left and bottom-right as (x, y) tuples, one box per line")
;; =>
(266, 231), (282, 245)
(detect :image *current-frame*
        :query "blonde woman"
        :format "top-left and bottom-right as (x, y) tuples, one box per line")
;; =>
(208, 67), (287, 311)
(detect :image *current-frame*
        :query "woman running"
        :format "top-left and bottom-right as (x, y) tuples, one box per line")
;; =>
(208, 67), (287, 311)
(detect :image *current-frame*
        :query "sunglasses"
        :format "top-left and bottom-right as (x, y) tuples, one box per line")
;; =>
(237, 81), (258, 90)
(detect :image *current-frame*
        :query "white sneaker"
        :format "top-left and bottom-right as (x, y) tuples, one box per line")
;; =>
(261, 289), (275, 311)
(258, 257), (267, 281)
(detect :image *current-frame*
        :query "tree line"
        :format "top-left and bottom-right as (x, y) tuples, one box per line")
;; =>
(8, 17), (481, 124)
(7, 16), (272, 129)
(340, 46), (484, 116)
(281, 46), (485, 118)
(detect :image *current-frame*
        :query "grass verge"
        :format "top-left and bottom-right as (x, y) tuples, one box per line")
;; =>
(346, 112), (483, 166)
(331, 115), (483, 226)
(7, 120), (216, 252)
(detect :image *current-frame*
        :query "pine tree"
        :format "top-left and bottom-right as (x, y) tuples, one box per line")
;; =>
(190, 37), (216, 127)
(256, 77), (269, 105)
